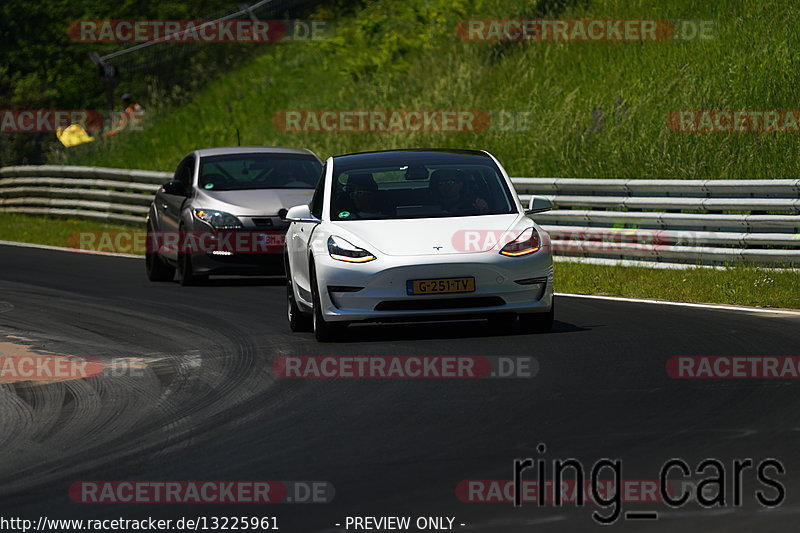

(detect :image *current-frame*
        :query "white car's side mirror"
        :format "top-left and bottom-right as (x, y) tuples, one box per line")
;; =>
(525, 196), (552, 214)
(286, 204), (320, 223)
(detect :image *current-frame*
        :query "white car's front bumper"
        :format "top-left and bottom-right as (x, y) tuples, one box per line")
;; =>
(313, 249), (554, 323)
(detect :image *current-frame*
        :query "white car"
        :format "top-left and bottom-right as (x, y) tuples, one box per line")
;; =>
(284, 149), (554, 341)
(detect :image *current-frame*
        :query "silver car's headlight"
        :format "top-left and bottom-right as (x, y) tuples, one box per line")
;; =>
(194, 209), (243, 230)
(328, 236), (376, 263)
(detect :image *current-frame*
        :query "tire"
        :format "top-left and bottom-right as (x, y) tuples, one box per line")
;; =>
(285, 257), (312, 332)
(145, 223), (175, 281)
(178, 251), (207, 286)
(519, 299), (554, 334)
(310, 266), (345, 342)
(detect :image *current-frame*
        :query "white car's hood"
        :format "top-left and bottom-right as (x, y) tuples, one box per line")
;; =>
(331, 214), (526, 256)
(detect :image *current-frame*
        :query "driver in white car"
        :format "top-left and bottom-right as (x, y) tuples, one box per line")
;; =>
(430, 169), (489, 215)
(347, 174), (387, 219)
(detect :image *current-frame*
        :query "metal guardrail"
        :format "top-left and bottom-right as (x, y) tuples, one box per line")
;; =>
(0, 166), (798, 267)
(517, 178), (800, 267)
(0, 165), (170, 224)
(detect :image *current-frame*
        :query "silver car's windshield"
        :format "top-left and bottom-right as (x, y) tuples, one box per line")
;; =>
(330, 155), (517, 221)
(199, 153), (322, 191)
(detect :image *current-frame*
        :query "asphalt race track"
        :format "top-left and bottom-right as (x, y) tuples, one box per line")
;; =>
(1, 243), (800, 532)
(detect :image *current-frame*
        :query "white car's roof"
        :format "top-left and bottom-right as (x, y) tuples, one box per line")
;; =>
(331, 148), (491, 164)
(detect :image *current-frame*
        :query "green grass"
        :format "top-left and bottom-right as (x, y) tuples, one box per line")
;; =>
(50, 0), (800, 179)
(556, 261), (800, 309)
(1, 213), (797, 308)
(0, 212), (138, 249)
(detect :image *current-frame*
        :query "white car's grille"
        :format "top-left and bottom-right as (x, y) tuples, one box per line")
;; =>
(374, 296), (505, 311)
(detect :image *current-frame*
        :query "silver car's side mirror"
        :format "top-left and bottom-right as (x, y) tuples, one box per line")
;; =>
(286, 204), (320, 223)
(162, 179), (188, 197)
(525, 196), (552, 215)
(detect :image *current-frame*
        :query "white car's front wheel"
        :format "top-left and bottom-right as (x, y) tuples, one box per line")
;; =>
(310, 265), (347, 342)
(519, 299), (554, 333)
(286, 261), (312, 332)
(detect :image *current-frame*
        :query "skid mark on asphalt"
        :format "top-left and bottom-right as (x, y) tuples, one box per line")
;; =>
(0, 283), (278, 498)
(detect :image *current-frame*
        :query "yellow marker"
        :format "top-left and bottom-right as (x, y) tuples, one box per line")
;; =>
(56, 123), (95, 147)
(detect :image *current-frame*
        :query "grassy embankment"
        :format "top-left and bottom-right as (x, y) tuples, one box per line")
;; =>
(51, 0), (800, 176)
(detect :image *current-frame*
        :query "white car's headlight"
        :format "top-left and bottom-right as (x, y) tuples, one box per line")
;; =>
(328, 236), (376, 263)
(194, 209), (243, 230)
(499, 227), (540, 257)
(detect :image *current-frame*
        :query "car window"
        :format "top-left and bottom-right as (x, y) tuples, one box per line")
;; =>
(330, 159), (516, 221)
(174, 156), (195, 191)
(309, 163), (326, 219)
(198, 153), (322, 191)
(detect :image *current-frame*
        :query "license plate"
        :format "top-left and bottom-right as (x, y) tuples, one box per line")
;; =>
(256, 232), (285, 247)
(407, 277), (475, 295)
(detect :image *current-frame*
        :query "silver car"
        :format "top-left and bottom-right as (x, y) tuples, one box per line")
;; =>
(146, 146), (322, 285)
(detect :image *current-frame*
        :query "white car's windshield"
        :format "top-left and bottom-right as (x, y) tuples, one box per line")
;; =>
(329, 152), (517, 220)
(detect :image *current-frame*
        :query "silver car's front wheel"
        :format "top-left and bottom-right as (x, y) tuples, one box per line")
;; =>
(178, 251), (207, 286)
(145, 223), (175, 282)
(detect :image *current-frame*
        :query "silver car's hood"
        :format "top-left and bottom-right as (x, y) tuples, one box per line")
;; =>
(193, 188), (313, 216)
